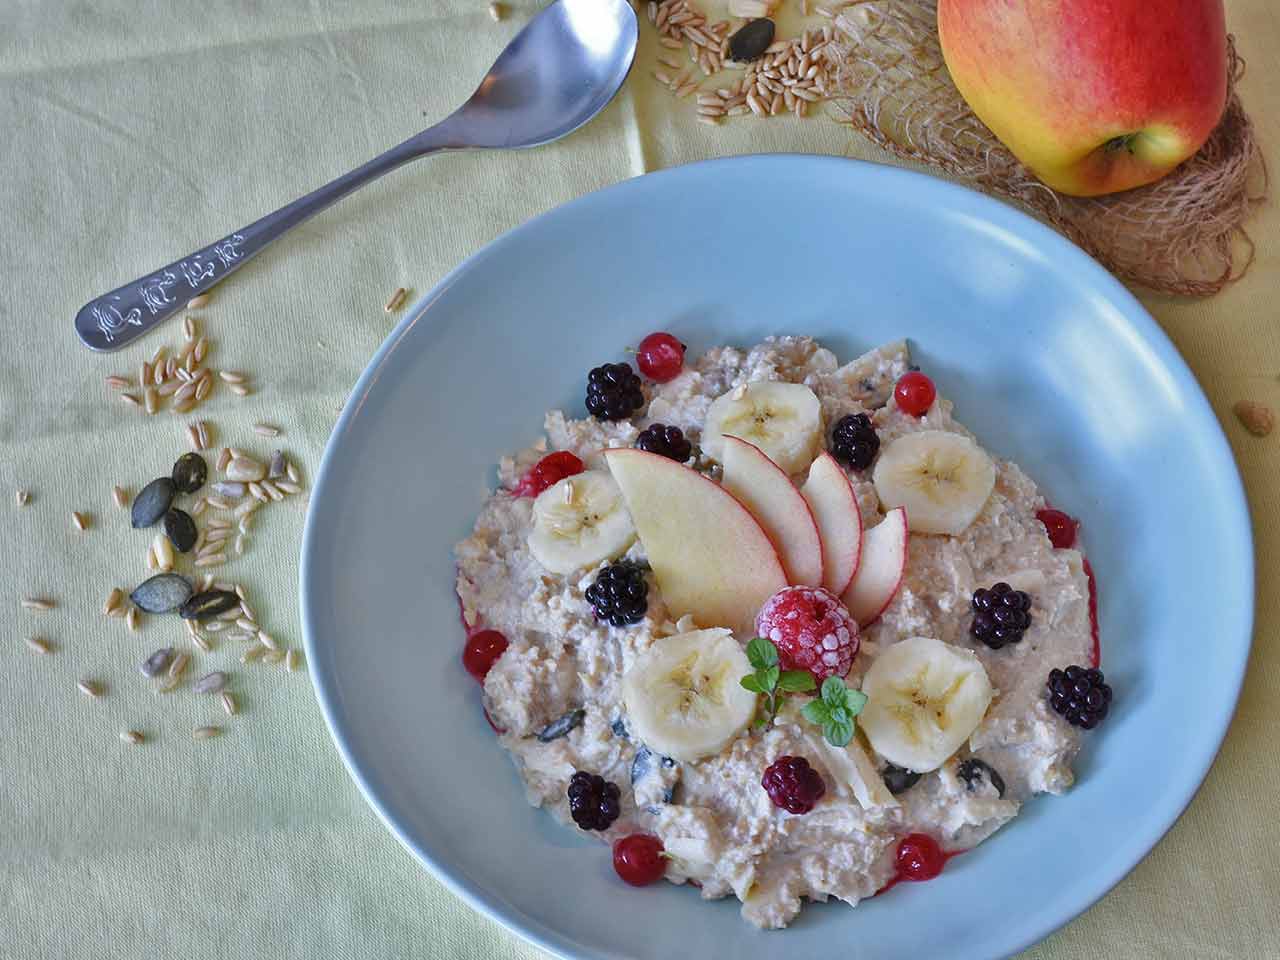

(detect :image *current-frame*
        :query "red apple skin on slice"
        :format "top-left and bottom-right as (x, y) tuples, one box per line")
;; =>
(603, 448), (788, 637)
(842, 507), (909, 626)
(719, 435), (824, 588)
(800, 452), (863, 596)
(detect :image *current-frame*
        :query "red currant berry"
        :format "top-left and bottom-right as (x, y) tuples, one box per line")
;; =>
(636, 332), (685, 383)
(1036, 508), (1077, 549)
(894, 371), (936, 417)
(462, 630), (508, 682)
(514, 451), (584, 498)
(612, 833), (666, 886)
(895, 833), (946, 882)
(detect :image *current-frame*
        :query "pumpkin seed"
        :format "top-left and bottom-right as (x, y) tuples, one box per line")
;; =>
(163, 508), (198, 553)
(140, 647), (175, 677)
(535, 708), (584, 743)
(171, 452), (208, 494)
(193, 671), (228, 694)
(729, 18), (774, 61)
(129, 573), (193, 613)
(131, 477), (175, 529)
(178, 589), (241, 621)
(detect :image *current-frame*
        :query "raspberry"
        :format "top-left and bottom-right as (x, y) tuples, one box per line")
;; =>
(636, 332), (686, 383)
(895, 833), (946, 881)
(1036, 508), (1078, 549)
(462, 630), (508, 682)
(612, 833), (666, 886)
(755, 586), (859, 682)
(761, 755), (826, 814)
(514, 451), (584, 498)
(894, 371), (936, 417)
(567, 771), (621, 831)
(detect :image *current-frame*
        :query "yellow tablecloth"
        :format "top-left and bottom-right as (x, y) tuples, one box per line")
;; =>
(2, 2), (1276, 957)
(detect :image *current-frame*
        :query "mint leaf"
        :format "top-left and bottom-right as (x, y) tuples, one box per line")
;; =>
(760, 665), (780, 692)
(740, 675), (765, 694)
(824, 717), (854, 748)
(846, 689), (868, 716)
(821, 676), (847, 707)
(777, 670), (817, 693)
(746, 637), (778, 669)
(828, 705), (850, 726)
(801, 699), (831, 726)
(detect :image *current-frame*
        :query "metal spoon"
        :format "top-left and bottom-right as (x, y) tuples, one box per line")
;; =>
(75, 0), (638, 352)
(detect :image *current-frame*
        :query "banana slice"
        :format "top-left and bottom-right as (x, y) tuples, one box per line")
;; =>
(527, 470), (636, 575)
(872, 430), (995, 535)
(622, 628), (757, 762)
(702, 381), (823, 475)
(859, 636), (993, 773)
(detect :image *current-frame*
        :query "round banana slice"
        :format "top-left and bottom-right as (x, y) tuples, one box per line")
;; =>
(527, 470), (636, 575)
(622, 628), (757, 762)
(872, 430), (995, 535)
(859, 636), (993, 773)
(702, 381), (823, 475)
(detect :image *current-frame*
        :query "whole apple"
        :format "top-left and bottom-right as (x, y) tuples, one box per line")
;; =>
(937, 0), (1228, 197)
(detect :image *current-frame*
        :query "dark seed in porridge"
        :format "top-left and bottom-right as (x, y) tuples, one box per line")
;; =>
(881, 763), (922, 795)
(611, 717), (628, 739)
(957, 758), (1006, 798)
(536, 708), (585, 743)
(567, 771), (621, 831)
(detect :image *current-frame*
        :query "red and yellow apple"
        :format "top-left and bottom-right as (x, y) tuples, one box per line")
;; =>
(937, 0), (1227, 196)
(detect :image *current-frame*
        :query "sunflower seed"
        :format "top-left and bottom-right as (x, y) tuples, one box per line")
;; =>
(77, 679), (103, 698)
(234, 535), (246, 556)
(285, 649), (301, 672)
(248, 482), (268, 503)
(256, 630), (279, 651)
(193, 725), (221, 740)
(205, 620), (228, 634)
(234, 499), (260, 519)
(143, 387), (158, 414)
(163, 509), (198, 553)
(26, 637), (52, 654)
(178, 589), (240, 620)
(205, 496), (232, 512)
(72, 511), (90, 531)
(140, 648), (174, 677)
(21, 597), (54, 611)
(167, 651), (191, 680)
(193, 632), (213, 652)
(130, 573), (193, 613)
(237, 599), (256, 622)
(195, 373), (212, 401)
(253, 423), (281, 438)
(152, 533), (175, 572)
(384, 286), (408, 312)
(120, 730), (145, 745)
(126, 606), (140, 631)
(132, 477), (175, 528)
(210, 481), (245, 499)
(193, 671), (228, 694)
(220, 691), (238, 715)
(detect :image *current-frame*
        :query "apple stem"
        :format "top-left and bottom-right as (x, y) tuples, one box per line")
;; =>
(1103, 133), (1139, 155)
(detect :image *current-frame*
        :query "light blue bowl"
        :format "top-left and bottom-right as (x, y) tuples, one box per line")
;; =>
(301, 156), (1253, 959)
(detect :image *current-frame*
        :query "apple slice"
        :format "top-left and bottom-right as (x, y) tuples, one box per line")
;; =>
(841, 507), (908, 626)
(800, 452), (863, 596)
(719, 435), (824, 588)
(604, 448), (787, 637)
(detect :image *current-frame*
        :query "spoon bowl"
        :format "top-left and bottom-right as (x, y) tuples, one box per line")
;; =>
(74, 0), (638, 351)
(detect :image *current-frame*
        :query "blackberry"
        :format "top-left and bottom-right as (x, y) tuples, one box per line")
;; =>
(761, 755), (826, 815)
(585, 562), (649, 627)
(970, 582), (1032, 649)
(586, 362), (644, 421)
(830, 413), (880, 470)
(1047, 665), (1112, 729)
(567, 771), (621, 830)
(635, 423), (692, 462)
(957, 758), (1006, 798)
(881, 764), (922, 796)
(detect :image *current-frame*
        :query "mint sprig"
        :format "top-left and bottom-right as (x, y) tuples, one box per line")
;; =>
(741, 638), (816, 728)
(801, 676), (869, 748)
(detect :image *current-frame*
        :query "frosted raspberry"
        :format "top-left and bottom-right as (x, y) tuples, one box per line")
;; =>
(755, 586), (859, 682)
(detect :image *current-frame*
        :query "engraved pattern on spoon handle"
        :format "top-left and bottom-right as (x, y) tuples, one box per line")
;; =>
(74, 132), (449, 352)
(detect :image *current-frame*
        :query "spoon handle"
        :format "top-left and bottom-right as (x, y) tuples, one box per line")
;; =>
(74, 128), (451, 352)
